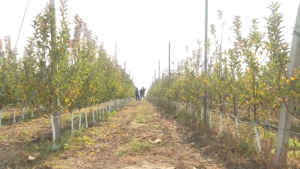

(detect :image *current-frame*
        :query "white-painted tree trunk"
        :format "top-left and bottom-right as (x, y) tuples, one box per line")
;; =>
(254, 125), (261, 153)
(22, 107), (25, 120)
(53, 112), (60, 141)
(209, 110), (212, 129)
(92, 105), (95, 123)
(100, 104), (102, 118)
(58, 111), (60, 126)
(219, 111), (222, 135)
(109, 101), (111, 112)
(50, 114), (56, 142)
(31, 111), (34, 118)
(79, 108), (81, 128)
(201, 107), (204, 121)
(235, 116), (239, 138)
(13, 107), (16, 123)
(99, 104), (101, 118)
(71, 111), (74, 131)
(85, 107), (88, 129)
(50, 113), (60, 142)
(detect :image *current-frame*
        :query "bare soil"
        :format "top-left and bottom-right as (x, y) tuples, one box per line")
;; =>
(35, 101), (224, 169)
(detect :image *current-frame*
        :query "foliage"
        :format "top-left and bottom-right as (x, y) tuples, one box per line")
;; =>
(0, 0), (134, 116)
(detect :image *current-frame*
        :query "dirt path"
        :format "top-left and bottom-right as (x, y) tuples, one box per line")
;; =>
(37, 101), (223, 169)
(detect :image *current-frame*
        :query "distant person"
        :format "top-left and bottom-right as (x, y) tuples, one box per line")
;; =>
(135, 88), (140, 101)
(139, 88), (142, 100)
(143, 87), (146, 99)
(140, 87), (146, 100)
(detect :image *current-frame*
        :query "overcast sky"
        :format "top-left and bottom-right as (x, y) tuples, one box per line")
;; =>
(0, 0), (299, 91)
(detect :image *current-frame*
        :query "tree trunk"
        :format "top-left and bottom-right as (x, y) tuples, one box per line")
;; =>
(50, 112), (60, 141)
(254, 125), (261, 153)
(54, 112), (60, 141)
(79, 108), (81, 128)
(209, 110), (212, 129)
(22, 107), (25, 120)
(98, 104), (100, 120)
(92, 105), (95, 123)
(235, 116), (239, 138)
(13, 107), (16, 123)
(219, 111), (222, 135)
(85, 107), (88, 129)
(268, 108), (271, 122)
(71, 111), (74, 131)
(102, 103), (104, 118)
(96, 105), (98, 121)
(201, 107), (204, 121)
(50, 114), (55, 141)
(109, 101), (111, 112)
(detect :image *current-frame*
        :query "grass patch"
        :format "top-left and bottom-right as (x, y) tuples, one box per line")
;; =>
(102, 111), (117, 122)
(116, 138), (150, 156)
(2, 126), (98, 168)
(20, 130), (30, 141)
(135, 113), (152, 123)
(149, 124), (165, 130)
(86, 127), (105, 138)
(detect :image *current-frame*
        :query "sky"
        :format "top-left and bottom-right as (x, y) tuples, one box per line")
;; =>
(0, 0), (299, 92)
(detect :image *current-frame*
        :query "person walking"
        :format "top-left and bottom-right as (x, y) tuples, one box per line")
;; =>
(142, 87), (146, 99)
(135, 88), (140, 101)
(140, 87), (146, 100)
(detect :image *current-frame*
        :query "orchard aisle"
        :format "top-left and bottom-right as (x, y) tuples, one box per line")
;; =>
(40, 101), (223, 169)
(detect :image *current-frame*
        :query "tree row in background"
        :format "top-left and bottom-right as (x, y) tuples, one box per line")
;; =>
(147, 2), (299, 167)
(0, 0), (135, 141)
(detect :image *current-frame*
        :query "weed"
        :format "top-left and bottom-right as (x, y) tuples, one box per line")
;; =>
(86, 127), (104, 138)
(149, 124), (165, 130)
(238, 141), (249, 154)
(20, 130), (30, 141)
(135, 113), (152, 123)
(116, 138), (150, 156)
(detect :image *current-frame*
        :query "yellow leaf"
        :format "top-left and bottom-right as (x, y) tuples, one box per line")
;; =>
(286, 79), (290, 86)
(248, 69), (251, 74)
(89, 151), (95, 155)
(291, 77), (295, 81)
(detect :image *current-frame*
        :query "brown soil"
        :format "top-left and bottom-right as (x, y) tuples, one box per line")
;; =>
(35, 101), (224, 169)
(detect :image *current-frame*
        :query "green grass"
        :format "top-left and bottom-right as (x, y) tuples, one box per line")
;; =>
(116, 138), (150, 156)
(149, 124), (165, 130)
(135, 113), (152, 123)
(3, 125), (104, 167)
